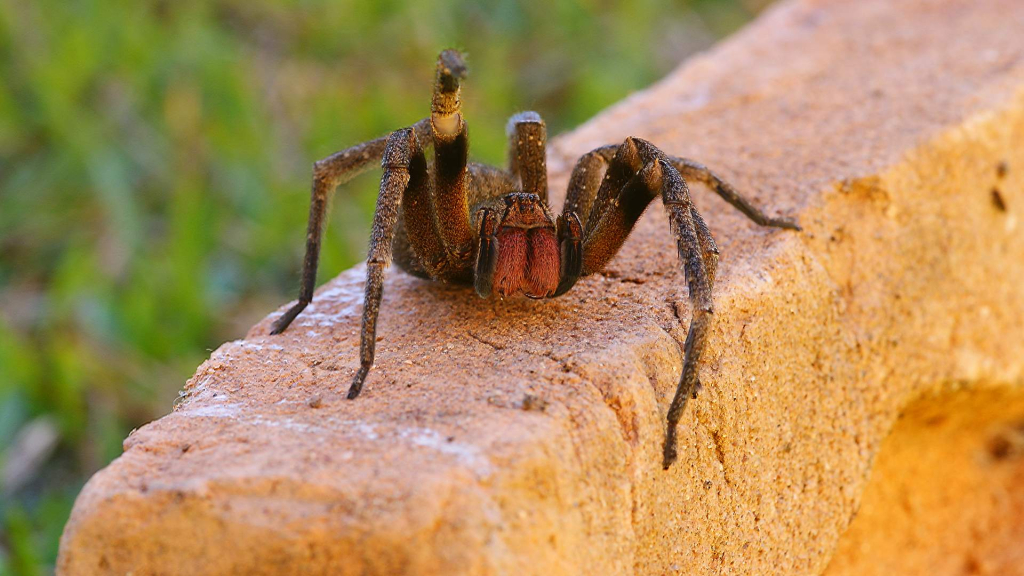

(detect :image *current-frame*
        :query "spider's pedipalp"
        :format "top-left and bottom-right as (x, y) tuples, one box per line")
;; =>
(474, 208), (499, 298)
(552, 211), (583, 297)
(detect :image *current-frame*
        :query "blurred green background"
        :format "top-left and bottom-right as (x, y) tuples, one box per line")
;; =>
(0, 0), (765, 572)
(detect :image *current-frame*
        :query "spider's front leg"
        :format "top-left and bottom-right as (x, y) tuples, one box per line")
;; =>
(430, 49), (475, 267)
(269, 118), (431, 335)
(669, 157), (801, 231)
(563, 137), (790, 469)
(348, 128), (429, 399)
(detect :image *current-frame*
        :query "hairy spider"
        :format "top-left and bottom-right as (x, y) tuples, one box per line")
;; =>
(270, 50), (800, 469)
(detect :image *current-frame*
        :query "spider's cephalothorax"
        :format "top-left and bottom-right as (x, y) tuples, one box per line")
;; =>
(270, 50), (800, 469)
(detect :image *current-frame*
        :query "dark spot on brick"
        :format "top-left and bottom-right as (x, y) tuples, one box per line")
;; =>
(964, 553), (982, 574)
(991, 188), (1007, 212)
(704, 480), (713, 490)
(521, 393), (548, 412)
(988, 435), (1011, 460)
(987, 421), (1024, 461)
(996, 160), (1008, 179)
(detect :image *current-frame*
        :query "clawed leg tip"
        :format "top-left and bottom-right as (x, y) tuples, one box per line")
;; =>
(439, 50), (468, 79)
(662, 440), (678, 470)
(346, 376), (366, 400)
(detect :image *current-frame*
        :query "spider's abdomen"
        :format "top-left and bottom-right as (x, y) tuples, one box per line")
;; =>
(493, 227), (559, 298)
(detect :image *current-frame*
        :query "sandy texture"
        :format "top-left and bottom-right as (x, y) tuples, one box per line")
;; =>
(59, 0), (1024, 573)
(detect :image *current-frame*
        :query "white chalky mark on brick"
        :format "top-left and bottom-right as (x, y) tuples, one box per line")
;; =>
(400, 427), (493, 478)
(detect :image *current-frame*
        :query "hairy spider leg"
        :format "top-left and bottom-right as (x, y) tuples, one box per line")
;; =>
(548, 149), (611, 296)
(669, 156), (801, 231)
(553, 138), (712, 470)
(269, 118), (432, 336)
(506, 111), (549, 204)
(346, 50), (480, 398)
(556, 138), (717, 469)
(686, 206), (719, 408)
(556, 137), (799, 468)
(348, 128), (428, 399)
(398, 133), (448, 279)
(562, 150), (610, 231)
(430, 49), (475, 269)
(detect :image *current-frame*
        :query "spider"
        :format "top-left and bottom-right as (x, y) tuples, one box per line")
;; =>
(270, 50), (800, 469)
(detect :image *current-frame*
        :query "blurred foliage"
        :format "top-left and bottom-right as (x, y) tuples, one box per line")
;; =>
(0, 0), (764, 572)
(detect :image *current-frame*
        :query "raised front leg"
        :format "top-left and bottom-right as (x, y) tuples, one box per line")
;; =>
(270, 118), (430, 335)
(431, 50), (474, 263)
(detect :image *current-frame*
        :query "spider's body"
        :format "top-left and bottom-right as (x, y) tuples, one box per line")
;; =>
(271, 50), (799, 469)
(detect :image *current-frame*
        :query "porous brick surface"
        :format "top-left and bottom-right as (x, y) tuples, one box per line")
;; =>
(58, 0), (1024, 573)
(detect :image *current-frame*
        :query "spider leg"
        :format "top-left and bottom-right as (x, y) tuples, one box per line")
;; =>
(663, 198), (721, 469)
(546, 148), (612, 297)
(568, 138), (719, 469)
(506, 111), (548, 203)
(431, 50), (475, 265)
(399, 141), (449, 279)
(686, 210), (718, 404)
(269, 118), (430, 335)
(668, 156), (801, 230)
(562, 149), (610, 232)
(640, 159), (716, 470)
(348, 127), (422, 399)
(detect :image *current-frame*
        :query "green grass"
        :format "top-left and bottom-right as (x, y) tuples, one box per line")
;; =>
(0, 0), (760, 572)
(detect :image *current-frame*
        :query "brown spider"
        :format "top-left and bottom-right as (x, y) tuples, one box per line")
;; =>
(270, 50), (800, 469)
